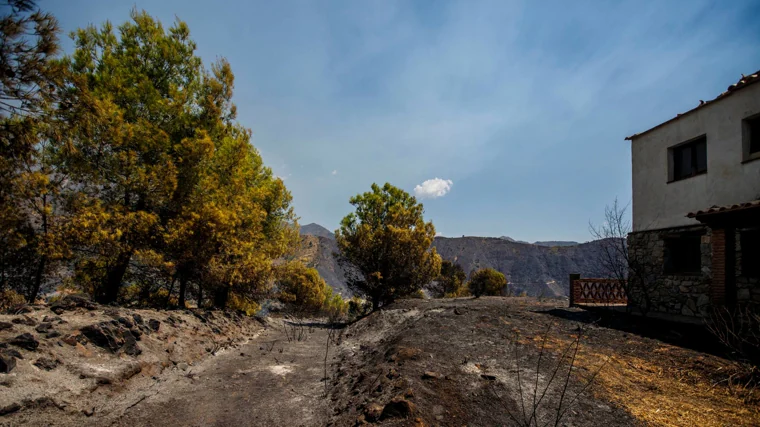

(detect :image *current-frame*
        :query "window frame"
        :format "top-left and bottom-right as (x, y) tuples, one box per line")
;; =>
(742, 113), (760, 164)
(668, 134), (707, 183)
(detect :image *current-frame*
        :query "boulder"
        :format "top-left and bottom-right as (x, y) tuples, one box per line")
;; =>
(11, 316), (36, 326)
(9, 333), (39, 351)
(46, 330), (61, 339)
(117, 316), (134, 328)
(35, 322), (53, 333)
(422, 371), (443, 380)
(42, 315), (62, 323)
(0, 352), (16, 373)
(80, 323), (123, 353)
(148, 319), (161, 332)
(0, 322), (12, 331)
(132, 313), (144, 325)
(80, 322), (141, 355)
(50, 294), (95, 315)
(33, 357), (60, 371)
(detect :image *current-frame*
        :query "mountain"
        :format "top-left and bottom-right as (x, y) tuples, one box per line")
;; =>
(431, 237), (610, 297)
(294, 225), (615, 298)
(533, 241), (580, 247)
(293, 234), (352, 296)
(299, 223), (335, 239)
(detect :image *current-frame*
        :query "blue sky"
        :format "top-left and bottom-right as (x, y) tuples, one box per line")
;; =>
(47, 0), (760, 242)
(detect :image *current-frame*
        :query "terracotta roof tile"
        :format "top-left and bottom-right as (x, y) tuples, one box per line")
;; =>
(626, 70), (760, 140)
(686, 199), (760, 218)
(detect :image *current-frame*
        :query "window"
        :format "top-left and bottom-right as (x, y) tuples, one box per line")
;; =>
(669, 136), (707, 182)
(743, 115), (760, 161)
(741, 229), (760, 277)
(663, 233), (702, 275)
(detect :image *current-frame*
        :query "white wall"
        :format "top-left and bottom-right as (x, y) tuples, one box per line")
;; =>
(631, 83), (760, 232)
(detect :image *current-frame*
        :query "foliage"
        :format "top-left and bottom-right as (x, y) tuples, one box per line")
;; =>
(276, 261), (348, 316)
(47, 10), (297, 306)
(467, 268), (507, 297)
(0, 288), (26, 312)
(429, 260), (466, 298)
(0, 0), (60, 116)
(336, 183), (442, 310)
(0, 0), (64, 303)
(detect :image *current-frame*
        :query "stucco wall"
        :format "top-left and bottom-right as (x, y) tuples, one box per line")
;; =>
(630, 82), (760, 232)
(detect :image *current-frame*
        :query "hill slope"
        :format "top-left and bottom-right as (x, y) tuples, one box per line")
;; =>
(297, 226), (614, 297)
(299, 223), (334, 239)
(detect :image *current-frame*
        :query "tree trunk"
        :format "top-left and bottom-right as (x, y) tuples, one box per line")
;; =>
(371, 295), (380, 311)
(213, 285), (230, 309)
(100, 250), (132, 304)
(28, 255), (46, 303)
(178, 275), (188, 309)
(165, 275), (177, 308)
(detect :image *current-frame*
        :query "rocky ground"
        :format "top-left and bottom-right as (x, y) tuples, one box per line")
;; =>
(1, 297), (758, 426)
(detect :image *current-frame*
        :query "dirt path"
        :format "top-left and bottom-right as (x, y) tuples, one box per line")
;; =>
(111, 319), (332, 427)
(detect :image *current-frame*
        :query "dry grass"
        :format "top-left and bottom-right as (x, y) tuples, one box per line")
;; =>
(542, 334), (760, 427)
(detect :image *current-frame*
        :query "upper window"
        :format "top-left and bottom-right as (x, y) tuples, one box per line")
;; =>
(663, 233), (702, 275)
(669, 135), (707, 182)
(743, 115), (760, 162)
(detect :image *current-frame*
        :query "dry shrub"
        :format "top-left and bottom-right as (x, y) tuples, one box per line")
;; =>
(0, 289), (26, 312)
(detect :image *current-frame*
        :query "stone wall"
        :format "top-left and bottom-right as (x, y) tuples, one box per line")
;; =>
(627, 225), (712, 317)
(628, 225), (760, 318)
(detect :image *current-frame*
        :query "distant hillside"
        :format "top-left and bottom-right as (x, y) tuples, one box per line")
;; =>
(295, 226), (615, 298)
(533, 241), (580, 247)
(431, 236), (611, 297)
(299, 223), (335, 239)
(293, 234), (351, 296)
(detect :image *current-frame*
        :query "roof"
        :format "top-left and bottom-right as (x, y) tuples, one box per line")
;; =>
(626, 70), (760, 141)
(686, 199), (760, 219)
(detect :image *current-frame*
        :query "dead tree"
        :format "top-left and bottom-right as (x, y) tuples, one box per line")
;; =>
(589, 199), (663, 316)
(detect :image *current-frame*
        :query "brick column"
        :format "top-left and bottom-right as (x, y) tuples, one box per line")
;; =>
(710, 227), (735, 306)
(569, 273), (580, 307)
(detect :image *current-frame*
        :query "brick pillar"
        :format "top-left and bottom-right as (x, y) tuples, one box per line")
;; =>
(569, 273), (580, 307)
(710, 227), (736, 306)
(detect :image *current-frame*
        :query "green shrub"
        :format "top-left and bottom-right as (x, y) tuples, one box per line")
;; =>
(467, 268), (508, 297)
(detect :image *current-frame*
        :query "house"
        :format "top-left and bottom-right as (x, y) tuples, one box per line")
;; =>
(625, 70), (760, 318)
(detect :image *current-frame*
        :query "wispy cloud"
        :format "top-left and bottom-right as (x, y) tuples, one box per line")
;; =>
(414, 178), (453, 199)
(331, 169), (338, 176)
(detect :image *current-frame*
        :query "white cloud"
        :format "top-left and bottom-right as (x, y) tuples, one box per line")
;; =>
(414, 178), (453, 199)
(435, 232), (444, 237)
(331, 169), (338, 175)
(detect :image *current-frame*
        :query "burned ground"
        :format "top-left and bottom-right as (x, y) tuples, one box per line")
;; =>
(1, 297), (757, 426)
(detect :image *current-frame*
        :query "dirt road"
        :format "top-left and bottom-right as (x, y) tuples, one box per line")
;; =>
(113, 320), (333, 427)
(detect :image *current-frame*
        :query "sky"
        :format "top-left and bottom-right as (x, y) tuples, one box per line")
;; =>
(46, 0), (760, 242)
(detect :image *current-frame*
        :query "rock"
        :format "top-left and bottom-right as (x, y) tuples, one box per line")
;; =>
(0, 352), (16, 373)
(738, 288), (751, 300)
(3, 348), (22, 359)
(35, 322), (53, 333)
(381, 397), (417, 419)
(123, 330), (141, 356)
(0, 402), (21, 416)
(480, 374), (497, 381)
(46, 330), (61, 339)
(33, 357), (60, 371)
(61, 334), (79, 346)
(365, 403), (384, 421)
(393, 347), (422, 362)
(42, 315), (61, 323)
(130, 327), (142, 340)
(177, 362), (189, 371)
(422, 371), (443, 380)
(9, 333), (39, 351)
(50, 294), (95, 315)
(83, 407), (94, 417)
(11, 316), (36, 326)
(0, 322), (12, 331)
(132, 313), (144, 325)
(454, 307), (464, 315)
(117, 316), (134, 328)
(148, 319), (161, 332)
(81, 323), (123, 352)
